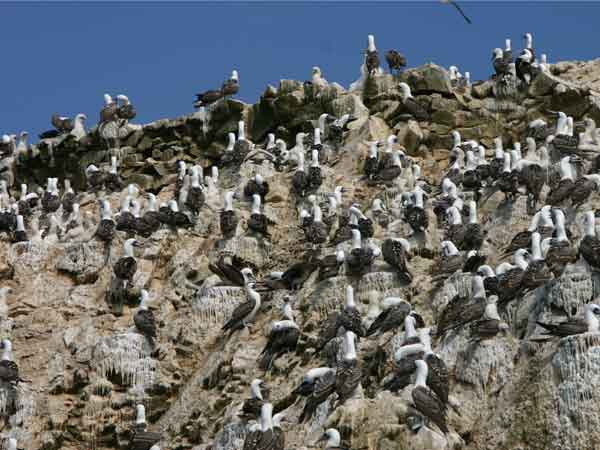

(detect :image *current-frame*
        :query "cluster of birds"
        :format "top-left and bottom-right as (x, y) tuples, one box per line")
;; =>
(0, 30), (600, 450)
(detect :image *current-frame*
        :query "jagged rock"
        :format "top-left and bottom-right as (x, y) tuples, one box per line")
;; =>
(397, 120), (424, 156)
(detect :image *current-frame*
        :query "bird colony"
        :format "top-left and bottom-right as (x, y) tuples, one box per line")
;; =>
(2, 33), (600, 450)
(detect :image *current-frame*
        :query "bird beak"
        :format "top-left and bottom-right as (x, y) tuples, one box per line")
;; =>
(315, 434), (327, 444)
(132, 241), (142, 248)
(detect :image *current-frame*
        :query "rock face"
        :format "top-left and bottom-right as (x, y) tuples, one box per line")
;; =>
(2, 59), (600, 450)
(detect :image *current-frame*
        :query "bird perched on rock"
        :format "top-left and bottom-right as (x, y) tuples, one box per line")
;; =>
(385, 50), (407, 75)
(221, 70), (240, 99)
(134, 289), (157, 346)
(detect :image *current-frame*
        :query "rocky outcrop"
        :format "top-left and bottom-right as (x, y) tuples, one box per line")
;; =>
(2, 59), (600, 450)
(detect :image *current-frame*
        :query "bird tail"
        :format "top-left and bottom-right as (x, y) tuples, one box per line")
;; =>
(258, 351), (274, 372)
(535, 321), (555, 334)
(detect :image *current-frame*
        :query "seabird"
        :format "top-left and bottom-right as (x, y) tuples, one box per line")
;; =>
(440, 0), (471, 24)
(384, 342), (425, 394)
(317, 428), (343, 450)
(495, 248), (530, 304)
(364, 142), (380, 180)
(221, 70), (240, 99)
(0, 339), (24, 384)
(349, 205), (373, 238)
(365, 34), (380, 75)
(411, 359), (448, 434)
(113, 238), (139, 284)
(134, 289), (157, 346)
(248, 194), (271, 238)
(13, 215), (27, 243)
(405, 184), (429, 233)
(234, 120), (253, 163)
(185, 166), (205, 215)
(385, 50), (407, 75)
(220, 191), (238, 238)
(194, 88), (223, 108)
(222, 268), (261, 333)
(516, 49), (534, 84)
(537, 303), (600, 338)
(116, 94), (136, 122)
(337, 285), (366, 337)
(292, 151), (309, 197)
(437, 274), (487, 336)
(86, 164), (105, 192)
(419, 328), (449, 405)
(259, 317), (300, 371)
(398, 83), (429, 121)
(308, 149), (323, 192)
(318, 249), (345, 281)
(471, 296), (509, 340)
(304, 204), (328, 246)
(129, 404), (161, 450)
(579, 211), (600, 269)
(547, 156), (575, 206)
(367, 297), (413, 337)
(335, 331), (362, 406)
(519, 232), (552, 293)
(382, 238), (413, 283)
(543, 209), (576, 277)
(240, 378), (267, 420)
(431, 240), (463, 282)
(346, 229), (381, 274)
(244, 173), (270, 200)
(370, 150), (402, 184)
(571, 174), (600, 207)
(95, 199), (116, 245)
(105, 156), (123, 193)
(116, 196), (135, 232)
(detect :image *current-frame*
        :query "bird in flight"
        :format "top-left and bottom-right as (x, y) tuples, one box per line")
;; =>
(440, 0), (472, 24)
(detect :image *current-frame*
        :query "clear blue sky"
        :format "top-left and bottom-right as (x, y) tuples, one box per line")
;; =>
(1, 2), (599, 140)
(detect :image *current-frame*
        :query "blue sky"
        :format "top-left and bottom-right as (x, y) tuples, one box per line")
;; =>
(1, 2), (600, 139)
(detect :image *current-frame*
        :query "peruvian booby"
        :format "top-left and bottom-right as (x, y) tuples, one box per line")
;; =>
(516, 49), (534, 84)
(298, 367), (336, 423)
(0, 339), (24, 384)
(259, 316), (300, 371)
(431, 240), (463, 283)
(105, 156), (123, 193)
(86, 164), (105, 192)
(579, 211), (600, 269)
(308, 149), (323, 191)
(292, 151), (309, 197)
(113, 238), (139, 284)
(519, 232), (552, 293)
(420, 328), (449, 405)
(412, 359), (448, 434)
(437, 275), (487, 336)
(244, 174), (270, 200)
(385, 50), (407, 75)
(367, 297), (413, 337)
(405, 184), (429, 233)
(317, 428), (344, 450)
(134, 289), (157, 346)
(543, 209), (576, 277)
(364, 35), (380, 75)
(94, 199), (116, 247)
(398, 83), (429, 121)
(248, 194), (271, 238)
(116, 95), (136, 122)
(116, 196), (135, 232)
(349, 205), (373, 238)
(221, 70), (240, 98)
(318, 249), (346, 281)
(364, 142), (380, 180)
(240, 378), (267, 420)
(471, 296), (509, 340)
(222, 268), (261, 333)
(194, 88), (223, 108)
(382, 238), (413, 283)
(537, 303), (600, 337)
(185, 166), (205, 215)
(335, 331), (362, 405)
(346, 229), (381, 274)
(220, 191), (238, 238)
(495, 248), (530, 303)
(129, 404), (161, 450)
(547, 156), (575, 205)
(13, 215), (27, 243)
(337, 286), (366, 337)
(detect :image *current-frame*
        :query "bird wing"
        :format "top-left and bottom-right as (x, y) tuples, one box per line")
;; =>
(448, 0), (472, 24)
(222, 298), (256, 331)
(412, 386), (448, 433)
(426, 354), (449, 404)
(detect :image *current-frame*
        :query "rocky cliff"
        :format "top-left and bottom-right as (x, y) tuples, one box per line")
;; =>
(2, 57), (600, 450)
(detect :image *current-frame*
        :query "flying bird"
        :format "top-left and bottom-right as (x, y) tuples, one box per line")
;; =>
(440, 0), (472, 24)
